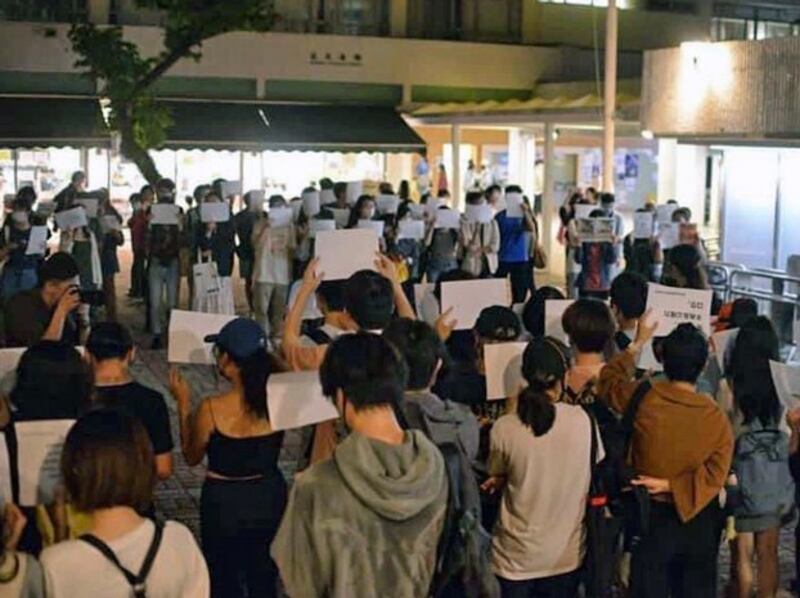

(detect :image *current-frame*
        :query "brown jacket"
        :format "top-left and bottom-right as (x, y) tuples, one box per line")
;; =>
(597, 350), (734, 522)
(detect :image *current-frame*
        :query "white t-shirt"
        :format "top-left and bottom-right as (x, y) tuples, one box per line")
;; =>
(489, 403), (604, 581)
(41, 519), (209, 598)
(253, 223), (295, 285)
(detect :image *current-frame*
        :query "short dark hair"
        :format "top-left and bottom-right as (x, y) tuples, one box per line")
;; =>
(465, 191), (483, 205)
(320, 333), (407, 410)
(62, 409), (155, 513)
(610, 272), (648, 320)
(661, 323), (709, 383)
(484, 184), (501, 198)
(86, 322), (134, 361)
(155, 178), (175, 193)
(383, 319), (445, 390)
(562, 299), (615, 353)
(11, 342), (91, 420)
(316, 281), (345, 313)
(333, 181), (347, 198)
(71, 171), (86, 184)
(38, 252), (79, 285)
(600, 192), (615, 205)
(437, 189), (450, 199)
(319, 177), (334, 190)
(505, 184), (523, 194)
(16, 186), (37, 206)
(522, 286), (566, 337)
(475, 306), (521, 342)
(344, 271), (394, 330)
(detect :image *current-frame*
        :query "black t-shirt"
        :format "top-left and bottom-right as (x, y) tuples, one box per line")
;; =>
(4, 289), (79, 348)
(93, 382), (174, 455)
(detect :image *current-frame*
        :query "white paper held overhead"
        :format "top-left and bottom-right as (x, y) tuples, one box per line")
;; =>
(150, 204), (180, 226)
(167, 310), (237, 364)
(434, 208), (461, 230)
(314, 229), (379, 281)
(646, 283), (713, 336)
(398, 220), (425, 241)
(440, 278), (511, 331)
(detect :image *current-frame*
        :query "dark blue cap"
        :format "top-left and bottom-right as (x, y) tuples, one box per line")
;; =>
(204, 318), (267, 360)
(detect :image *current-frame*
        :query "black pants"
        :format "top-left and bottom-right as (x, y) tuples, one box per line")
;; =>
(630, 499), (722, 598)
(497, 569), (581, 598)
(496, 261), (534, 304)
(130, 250), (146, 297)
(201, 475), (287, 598)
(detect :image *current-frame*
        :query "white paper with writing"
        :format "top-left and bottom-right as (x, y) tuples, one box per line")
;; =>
(656, 204), (678, 224)
(315, 229), (379, 281)
(25, 226), (48, 255)
(544, 300), (575, 345)
(485, 342), (527, 401)
(574, 204), (595, 220)
(16, 419), (75, 506)
(150, 204), (180, 226)
(267, 371), (339, 431)
(646, 283), (713, 336)
(440, 278), (511, 331)
(575, 218), (615, 243)
(167, 310), (237, 364)
(54, 207), (88, 231)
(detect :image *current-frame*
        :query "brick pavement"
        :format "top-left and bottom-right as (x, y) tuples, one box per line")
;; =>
(111, 247), (798, 596)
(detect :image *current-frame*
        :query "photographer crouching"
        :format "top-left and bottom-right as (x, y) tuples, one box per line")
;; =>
(4, 252), (99, 347)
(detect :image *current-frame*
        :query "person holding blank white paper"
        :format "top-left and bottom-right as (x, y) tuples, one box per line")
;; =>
(0, 195), (45, 300)
(495, 186), (537, 303)
(483, 337), (603, 596)
(195, 191), (235, 315)
(424, 193), (460, 283)
(251, 196), (296, 343)
(168, 318), (286, 598)
(460, 191), (500, 278)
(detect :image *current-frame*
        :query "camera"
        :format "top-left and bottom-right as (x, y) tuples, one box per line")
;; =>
(77, 289), (106, 307)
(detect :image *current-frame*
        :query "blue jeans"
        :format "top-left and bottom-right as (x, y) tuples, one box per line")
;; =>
(1, 267), (38, 301)
(426, 258), (457, 284)
(148, 258), (179, 335)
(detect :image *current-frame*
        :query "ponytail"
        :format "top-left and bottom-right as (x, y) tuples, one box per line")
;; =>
(517, 383), (556, 437)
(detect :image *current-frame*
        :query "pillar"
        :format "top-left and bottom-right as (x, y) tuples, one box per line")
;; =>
(507, 129), (523, 186)
(451, 124), (462, 210)
(390, 0), (408, 38)
(602, 0), (618, 193)
(656, 138), (678, 204)
(543, 123), (561, 278)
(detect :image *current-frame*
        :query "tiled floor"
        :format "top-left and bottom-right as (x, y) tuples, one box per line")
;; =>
(112, 249), (798, 596)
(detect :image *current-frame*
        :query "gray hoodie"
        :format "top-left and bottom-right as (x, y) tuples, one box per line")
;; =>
(402, 390), (480, 463)
(272, 430), (448, 598)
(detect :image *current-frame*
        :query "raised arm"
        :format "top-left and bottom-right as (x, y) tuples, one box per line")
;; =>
(374, 253), (415, 320)
(284, 258), (323, 349)
(169, 367), (213, 467)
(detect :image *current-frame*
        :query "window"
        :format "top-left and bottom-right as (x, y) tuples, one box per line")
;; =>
(537, 0), (634, 8)
(712, 17), (798, 42)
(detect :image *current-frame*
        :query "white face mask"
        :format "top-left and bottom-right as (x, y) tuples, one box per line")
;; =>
(11, 211), (28, 225)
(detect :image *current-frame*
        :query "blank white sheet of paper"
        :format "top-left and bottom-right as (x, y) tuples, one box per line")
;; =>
(267, 371), (339, 431)
(770, 361), (800, 409)
(440, 278), (511, 331)
(54, 207), (88, 231)
(25, 226), (48, 255)
(200, 202), (230, 223)
(485, 342), (527, 400)
(150, 204), (180, 226)
(168, 310), (237, 364)
(398, 220), (425, 241)
(434, 209), (461, 230)
(544, 300), (575, 345)
(16, 419), (75, 506)
(314, 229), (378, 281)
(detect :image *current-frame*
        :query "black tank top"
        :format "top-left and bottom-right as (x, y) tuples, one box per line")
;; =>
(205, 405), (284, 478)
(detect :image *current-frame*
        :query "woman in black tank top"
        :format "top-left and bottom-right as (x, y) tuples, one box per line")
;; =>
(169, 318), (287, 598)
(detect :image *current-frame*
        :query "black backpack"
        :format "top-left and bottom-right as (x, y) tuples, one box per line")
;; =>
(430, 442), (499, 598)
(80, 522), (164, 598)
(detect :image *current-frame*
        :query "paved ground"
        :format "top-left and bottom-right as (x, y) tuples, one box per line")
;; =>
(110, 247), (798, 596)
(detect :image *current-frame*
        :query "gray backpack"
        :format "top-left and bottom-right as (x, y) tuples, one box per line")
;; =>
(733, 422), (795, 520)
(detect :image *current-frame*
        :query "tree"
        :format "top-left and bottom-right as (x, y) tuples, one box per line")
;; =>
(69, 0), (274, 184)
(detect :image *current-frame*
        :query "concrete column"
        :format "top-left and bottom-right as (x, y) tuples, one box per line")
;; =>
(401, 83), (412, 106)
(602, 0), (618, 193)
(520, 0), (538, 45)
(451, 124), (462, 210)
(507, 129), (523, 186)
(521, 132), (536, 200)
(543, 123), (561, 278)
(87, 0), (111, 24)
(256, 78), (267, 99)
(390, 0), (408, 37)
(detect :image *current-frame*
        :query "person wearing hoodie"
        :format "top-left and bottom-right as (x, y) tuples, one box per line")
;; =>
(596, 318), (734, 598)
(383, 317), (480, 462)
(271, 333), (448, 598)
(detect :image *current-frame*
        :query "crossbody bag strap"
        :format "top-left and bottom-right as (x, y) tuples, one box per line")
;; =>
(621, 380), (652, 455)
(80, 522), (164, 597)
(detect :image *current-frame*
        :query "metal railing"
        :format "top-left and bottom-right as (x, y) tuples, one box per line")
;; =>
(705, 260), (800, 352)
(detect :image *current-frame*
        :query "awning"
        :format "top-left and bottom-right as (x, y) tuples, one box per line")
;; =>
(162, 100), (426, 154)
(0, 96), (109, 148)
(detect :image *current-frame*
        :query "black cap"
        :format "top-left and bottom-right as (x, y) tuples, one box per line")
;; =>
(39, 252), (79, 284)
(204, 318), (267, 360)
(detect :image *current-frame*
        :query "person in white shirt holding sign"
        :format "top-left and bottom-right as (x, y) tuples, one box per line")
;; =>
(460, 191), (500, 277)
(251, 196), (296, 343)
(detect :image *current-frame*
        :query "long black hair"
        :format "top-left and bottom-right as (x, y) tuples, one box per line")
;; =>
(518, 337), (570, 437)
(729, 316), (781, 427)
(227, 349), (283, 420)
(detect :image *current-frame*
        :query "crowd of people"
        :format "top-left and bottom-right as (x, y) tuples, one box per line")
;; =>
(0, 171), (797, 598)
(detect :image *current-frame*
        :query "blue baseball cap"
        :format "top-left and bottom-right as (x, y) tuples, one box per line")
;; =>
(204, 318), (267, 360)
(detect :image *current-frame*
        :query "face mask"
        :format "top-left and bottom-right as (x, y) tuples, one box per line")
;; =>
(11, 211), (28, 225)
